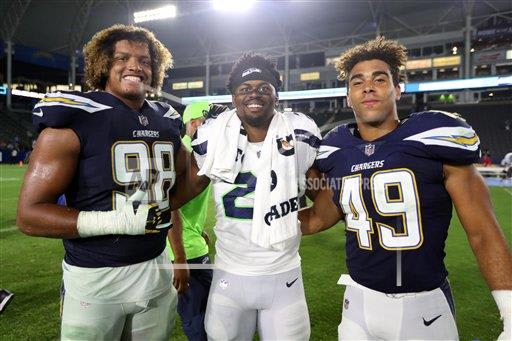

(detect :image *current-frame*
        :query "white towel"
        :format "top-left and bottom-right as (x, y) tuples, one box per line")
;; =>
(198, 110), (300, 250)
(251, 112), (299, 251)
(197, 109), (247, 183)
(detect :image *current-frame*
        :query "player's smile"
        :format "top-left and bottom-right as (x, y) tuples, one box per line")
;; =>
(233, 80), (277, 128)
(105, 39), (152, 110)
(122, 74), (145, 84)
(244, 99), (265, 113)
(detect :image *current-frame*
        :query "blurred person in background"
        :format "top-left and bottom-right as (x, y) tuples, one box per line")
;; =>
(481, 148), (493, 167)
(501, 151), (512, 178)
(168, 101), (214, 341)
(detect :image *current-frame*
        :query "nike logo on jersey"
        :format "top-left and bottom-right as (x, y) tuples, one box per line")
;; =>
(423, 314), (442, 326)
(286, 277), (299, 288)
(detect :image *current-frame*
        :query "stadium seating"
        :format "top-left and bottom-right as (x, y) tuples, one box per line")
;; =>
(0, 111), (34, 147)
(428, 103), (512, 162)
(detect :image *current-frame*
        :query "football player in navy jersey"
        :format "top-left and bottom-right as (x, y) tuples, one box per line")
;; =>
(300, 37), (511, 339)
(17, 25), (187, 339)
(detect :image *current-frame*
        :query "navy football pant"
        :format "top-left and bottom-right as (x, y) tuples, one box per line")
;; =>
(178, 254), (212, 341)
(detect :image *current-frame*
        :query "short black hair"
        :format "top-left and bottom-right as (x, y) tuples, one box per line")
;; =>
(227, 53), (282, 93)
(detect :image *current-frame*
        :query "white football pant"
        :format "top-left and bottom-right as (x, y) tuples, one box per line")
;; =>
(338, 275), (458, 340)
(205, 267), (310, 340)
(61, 287), (177, 340)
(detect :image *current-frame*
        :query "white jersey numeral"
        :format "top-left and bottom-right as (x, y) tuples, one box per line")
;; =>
(112, 141), (175, 209)
(340, 169), (423, 250)
(341, 175), (374, 249)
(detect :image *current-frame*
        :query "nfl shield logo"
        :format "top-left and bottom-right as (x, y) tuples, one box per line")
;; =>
(364, 143), (375, 156)
(138, 115), (149, 126)
(344, 298), (349, 310)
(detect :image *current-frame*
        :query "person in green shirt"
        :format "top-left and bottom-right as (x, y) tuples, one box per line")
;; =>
(168, 101), (213, 341)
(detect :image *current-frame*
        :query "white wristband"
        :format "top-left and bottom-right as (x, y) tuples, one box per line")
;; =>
(76, 202), (149, 237)
(493, 290), (512, 319)
(492, 290), (511, 340)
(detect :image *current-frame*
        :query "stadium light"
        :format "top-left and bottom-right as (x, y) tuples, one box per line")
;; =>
(133, 5), (177, 23)
(212, 0), (256, 11)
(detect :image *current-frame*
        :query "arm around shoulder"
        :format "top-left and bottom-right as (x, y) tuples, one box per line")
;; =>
(169, 146), (210, 209)
(300, 186), (343, 235)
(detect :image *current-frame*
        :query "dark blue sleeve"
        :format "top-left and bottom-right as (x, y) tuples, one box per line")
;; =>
(404, 111), (481, 165)
(314, 127), (342, 173)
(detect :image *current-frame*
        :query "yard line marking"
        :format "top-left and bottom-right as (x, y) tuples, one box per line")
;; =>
(0, 178), (20, 181)
(0, 226), (19, 232)
(503, 187), (512, 197)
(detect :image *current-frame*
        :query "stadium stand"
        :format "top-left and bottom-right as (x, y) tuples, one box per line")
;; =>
(428, 103), (512, 162)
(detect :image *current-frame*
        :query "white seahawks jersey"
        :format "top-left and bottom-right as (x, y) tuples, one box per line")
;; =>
(194, 112), (321, 275)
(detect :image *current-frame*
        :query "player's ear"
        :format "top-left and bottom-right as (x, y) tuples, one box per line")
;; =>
(346, 92), (352, 108)
(395, 83), (402, 101)
(231, 95), (236, 107)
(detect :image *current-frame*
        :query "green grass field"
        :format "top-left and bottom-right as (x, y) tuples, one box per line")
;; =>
(1, 164), (510, 340)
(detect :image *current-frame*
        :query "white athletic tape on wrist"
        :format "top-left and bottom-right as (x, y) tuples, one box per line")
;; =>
(77, 201), (149, 237)
(493, 290), (512, 318)
(492, 290), (512, 340)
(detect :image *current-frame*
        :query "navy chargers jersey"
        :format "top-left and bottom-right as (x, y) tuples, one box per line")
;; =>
(316, 111), (480, 293)
(33, 91), (183, 267)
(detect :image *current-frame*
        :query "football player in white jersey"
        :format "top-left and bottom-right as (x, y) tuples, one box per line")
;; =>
(300, 37), (512, 340)
(184, 54), (321, 340)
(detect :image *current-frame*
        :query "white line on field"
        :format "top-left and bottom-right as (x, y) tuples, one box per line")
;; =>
(0, 196), (19, 200)
(0, 226), (18, 232)
(0, 178), (20, 182)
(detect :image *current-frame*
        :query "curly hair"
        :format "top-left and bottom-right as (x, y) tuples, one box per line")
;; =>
(83, 24), (173, 91)
(226, 53), (282, 93)
(335, 36), (407, 86)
